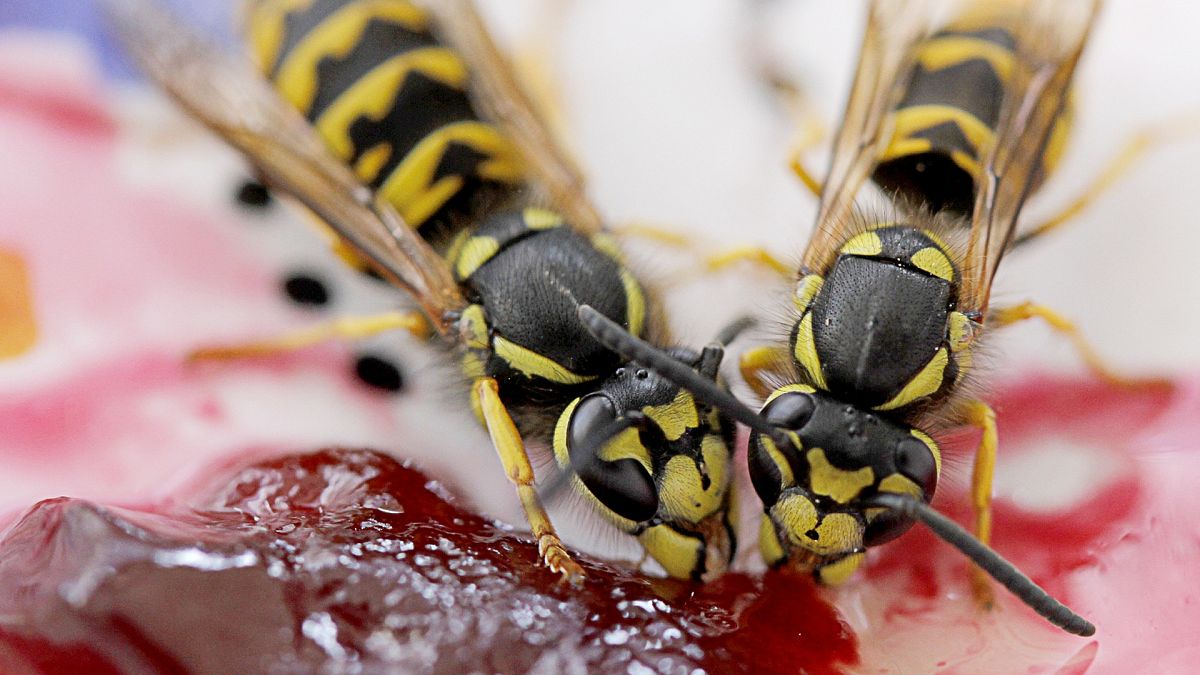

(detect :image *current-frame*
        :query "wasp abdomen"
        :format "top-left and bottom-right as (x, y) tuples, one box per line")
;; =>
(245, 0), (523, 233)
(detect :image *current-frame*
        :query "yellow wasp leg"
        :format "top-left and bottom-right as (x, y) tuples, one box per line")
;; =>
(990, 302), (1147, 387)
(472, 377), (585, 584)
(1017, 115), (1200, 246)
(609, 222), (694, 248)
(739, 345), (788, 399)
(963, 399), (998, 609)
(789, 151), (824, 199)
(189, 311), (430, 362)
(705, 246), (793, 278)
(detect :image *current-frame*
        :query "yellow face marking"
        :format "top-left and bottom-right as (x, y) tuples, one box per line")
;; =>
(791, 314), (827, 390)
(597, 427), (653, 475)
(910, 247), (955, 282)
(773, 494), (863, 556)
(493, 336), (595, 385)
(878, 473), (924, 499)
(806, 448), (874, 504)
(376, 121), (523, 227)
(910, 429), (942, 477)
(642, 390), (699, 442)
(816, 553), (865, 586)
(875, 347), (949, 412)
(915, 36), (1017, 84)
(793, 274), (824, 313)
(458, 304), (490, 351)
(638, 525), (703, 580)
(274, 1), (430, 114)
(246, 0), (319, 74)
(523, 208), (564, 230)
(759, 435), (796, 491)
(551, 397), (580, 469)
(758, 514), (787, 566)
(764, 383), (817, 405)
(620, 270), (647, 338)
(452, 236), (500, 281)
(839, 231), (883, 257)
(658, 442), (727, 523)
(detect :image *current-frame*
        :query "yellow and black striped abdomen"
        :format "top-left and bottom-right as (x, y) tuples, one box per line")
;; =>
(874, 20), (1070, 216)
(245, 0), (523, 234)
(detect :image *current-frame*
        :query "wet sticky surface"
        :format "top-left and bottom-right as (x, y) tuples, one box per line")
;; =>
(0, 449), (856, 674)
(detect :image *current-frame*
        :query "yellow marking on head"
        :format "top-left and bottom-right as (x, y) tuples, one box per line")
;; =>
(773, 494), (863, 556)
(0, 249), (38, 359)
(910, 429), (942, 477)
(806, 448), (874, 504)
(619, 270), (647, 338)
(638, 525), (703, 580)
(875, 347), (948, 412)
(839, 231), (883, 257)
(458, 304), (490, 351)
(523, 208), (564, 230)
(758, 435), (796, 491)
(764, 383), (818, 405)
(793, 274), (824, 313)
(353, 142), (392, 183)
(816, 553), (864, 586)
(642, 389), (699, 442)
(878, 473), (924, 499)
(551, 397), (580, 469)
(245, 0), (319, 74)
(597, 427), (653, 474)
(887, 105), (995, 163)
(791, 314), (827, 389)
(948, 311), (975, 352)
(759, 514), (787, 566)
(494, 336), (595, 385)
(659, 447), (727, 523)
(274, 1), (430, 114)
(910, 247), (955, 282)
(376, 121), (523, 226)
(452, 236), (500, 281)
(915, 36), (1017, 83)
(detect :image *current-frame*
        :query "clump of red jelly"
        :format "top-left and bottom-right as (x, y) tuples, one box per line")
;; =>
(0, 449), (857, 674)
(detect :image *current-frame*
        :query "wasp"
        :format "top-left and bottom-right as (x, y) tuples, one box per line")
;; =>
(579, 0), (1108, 634)
(106, 0), (742, 583)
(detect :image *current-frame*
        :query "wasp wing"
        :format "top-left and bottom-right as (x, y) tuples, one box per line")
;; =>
(427, 0), (605, 235)
(959, 0), (1101, 313)
(800, 0), (937, 275)
(104, 0), (467, 333)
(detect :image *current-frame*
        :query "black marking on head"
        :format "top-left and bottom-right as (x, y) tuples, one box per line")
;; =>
(282, 272), (331, 306)
(354, 353), (405, 393)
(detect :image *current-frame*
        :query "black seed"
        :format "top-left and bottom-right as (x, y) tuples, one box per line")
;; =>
(354, 354), (405, 392)
(282, 273), (331, 306)
(235, 180), (271, 209)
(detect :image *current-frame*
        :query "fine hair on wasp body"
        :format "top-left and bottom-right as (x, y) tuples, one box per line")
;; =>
(107, 0), (743, 583)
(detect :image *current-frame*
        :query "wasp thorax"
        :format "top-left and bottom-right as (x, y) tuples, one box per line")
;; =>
(749, 389), (942, 568)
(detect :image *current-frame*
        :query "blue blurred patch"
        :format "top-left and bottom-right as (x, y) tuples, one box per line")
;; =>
(0, 0), (237, 79)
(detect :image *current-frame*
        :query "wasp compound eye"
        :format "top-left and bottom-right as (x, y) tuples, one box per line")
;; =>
(896, 435), (938, 496)
(762, 391), (817, 431)
(566, 395), (658, 523)
(748, 392), (816, 508)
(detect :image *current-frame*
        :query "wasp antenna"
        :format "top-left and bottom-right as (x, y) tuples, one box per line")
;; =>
(576, 305), (786, 444)
(865, 492), (1096, 637)
(714, 316), (757, 346)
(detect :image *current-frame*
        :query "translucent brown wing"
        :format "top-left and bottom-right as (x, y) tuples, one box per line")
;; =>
(427, 0), (605, 235)
(959, 0), (1101, 314)
(104, 0), (466, 334)
(800, 0), (937, 275)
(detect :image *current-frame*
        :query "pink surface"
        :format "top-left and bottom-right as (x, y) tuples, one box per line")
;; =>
(1, 36), (1197, 673)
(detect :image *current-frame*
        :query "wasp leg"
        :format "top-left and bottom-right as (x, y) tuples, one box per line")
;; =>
(989, 301), (1154, 387)
(189, 311), (430, 362)
(963, 399), (998, 609)
(1016, 115), (1200, 247)
(739, 345), (788, 399)
(472, 376), (585, 584)
(609, 222), (694, 248)
(706, 246), (793, 278)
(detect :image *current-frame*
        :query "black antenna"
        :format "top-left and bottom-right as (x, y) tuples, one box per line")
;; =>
(864, 492), (1096, 636)
(576, 305), (789, 446)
